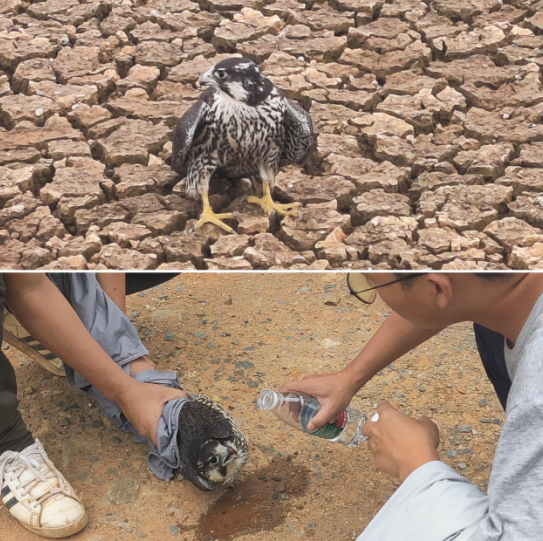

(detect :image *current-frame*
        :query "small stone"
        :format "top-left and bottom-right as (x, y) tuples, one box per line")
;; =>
(107, 473), (140, 506)
(164, 332), (175, 341)
(458, 425), (472, 433)
(323, 291), (340, 306)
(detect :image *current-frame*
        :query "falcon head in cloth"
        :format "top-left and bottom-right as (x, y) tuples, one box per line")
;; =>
(171, 57), (315, 234)
(177, 394), (249, 491)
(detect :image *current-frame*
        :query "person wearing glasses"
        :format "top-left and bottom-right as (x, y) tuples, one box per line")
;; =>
(281, 272), (543, 541)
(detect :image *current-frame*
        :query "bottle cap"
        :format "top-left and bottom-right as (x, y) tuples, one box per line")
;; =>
(257, 390), (280, 411)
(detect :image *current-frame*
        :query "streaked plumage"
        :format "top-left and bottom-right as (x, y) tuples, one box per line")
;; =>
(177, 394), (249, 491)
(171, 57), (315, 233)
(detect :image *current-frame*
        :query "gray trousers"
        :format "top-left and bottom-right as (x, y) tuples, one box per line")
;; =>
(47, 273), (149, 392)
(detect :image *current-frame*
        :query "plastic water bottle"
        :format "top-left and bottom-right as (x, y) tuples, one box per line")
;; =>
(257, 390), (368, 447)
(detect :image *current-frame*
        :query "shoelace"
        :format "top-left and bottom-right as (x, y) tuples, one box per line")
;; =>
(0, 443), (65, 507)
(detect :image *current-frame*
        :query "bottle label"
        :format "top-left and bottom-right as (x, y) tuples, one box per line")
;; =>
(310, 410), (348, 440)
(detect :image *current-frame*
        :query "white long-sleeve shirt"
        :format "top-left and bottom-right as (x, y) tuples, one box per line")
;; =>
(359, 292), (543, 541)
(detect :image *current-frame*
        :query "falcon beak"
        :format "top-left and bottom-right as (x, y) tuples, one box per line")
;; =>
(200, 69), (215, 87)
(224, 447), (239, 464)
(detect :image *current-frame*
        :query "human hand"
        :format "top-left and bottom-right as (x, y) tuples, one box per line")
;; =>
(361, 401), (440, 482)
(118, 381), (188, 446)
(279, 370), (359, 431)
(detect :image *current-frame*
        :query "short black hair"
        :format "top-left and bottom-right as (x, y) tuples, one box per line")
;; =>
(394, 272), (516, 286)
(474, 273), (516, 280)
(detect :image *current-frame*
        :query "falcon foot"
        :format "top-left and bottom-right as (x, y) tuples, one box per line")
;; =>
(196, 208), (238, 234)
(247, 195), (301, 217)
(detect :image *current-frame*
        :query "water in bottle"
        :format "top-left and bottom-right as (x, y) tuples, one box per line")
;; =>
(257, 390), (368, 447)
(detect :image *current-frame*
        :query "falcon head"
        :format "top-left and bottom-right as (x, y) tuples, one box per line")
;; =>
(197, 438), (247, 486)
(177, 394), (249, 491)
(199, 57), (272, 106)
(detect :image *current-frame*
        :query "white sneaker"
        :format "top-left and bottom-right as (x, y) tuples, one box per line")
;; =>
(0, 439), (87, 538)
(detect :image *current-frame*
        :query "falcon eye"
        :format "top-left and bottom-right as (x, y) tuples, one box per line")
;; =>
(208, 456), (220, 465)
(215, 70), (227, 80)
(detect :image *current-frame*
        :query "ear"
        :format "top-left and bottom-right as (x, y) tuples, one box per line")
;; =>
(426, 273), (454, 310)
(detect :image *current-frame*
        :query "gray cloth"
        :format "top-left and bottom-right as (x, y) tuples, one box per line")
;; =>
(358, 291), (543, 541)
(48, 273), (190, 481)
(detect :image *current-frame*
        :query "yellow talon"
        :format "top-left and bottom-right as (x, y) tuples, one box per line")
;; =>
(196, 194), (237, 234)
(248, 182), (301, 216)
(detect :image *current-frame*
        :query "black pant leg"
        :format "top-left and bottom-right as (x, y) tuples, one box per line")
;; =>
(0, 274), (34, 455)
(125, 273), (179, 296)
(473, 323), (512, 410)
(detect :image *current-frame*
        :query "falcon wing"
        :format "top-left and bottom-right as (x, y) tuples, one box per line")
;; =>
(171, 91), (211, 177)
(281, 99), (316, 167)
(192, 394), (238, 440)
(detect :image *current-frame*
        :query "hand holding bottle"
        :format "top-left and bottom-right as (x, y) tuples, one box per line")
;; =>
(279, 369), (360, 431)
(258, 389), (368, 447)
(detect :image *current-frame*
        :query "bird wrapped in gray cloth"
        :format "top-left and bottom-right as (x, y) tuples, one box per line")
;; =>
(171, 57), (315, 234)
(178, 394), (249, 491)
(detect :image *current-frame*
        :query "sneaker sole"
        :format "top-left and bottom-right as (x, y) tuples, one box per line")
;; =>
(2, 329), (65, 378)
(20, 511), (88, 539)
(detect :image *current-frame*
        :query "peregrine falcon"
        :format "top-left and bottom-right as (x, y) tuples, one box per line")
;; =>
(177, 394), (249, 491)
(171, 57), (315, 234)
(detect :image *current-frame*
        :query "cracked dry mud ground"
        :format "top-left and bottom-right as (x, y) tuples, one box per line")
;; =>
(0, 274), (504, 541)
(0, 0), (542, 270)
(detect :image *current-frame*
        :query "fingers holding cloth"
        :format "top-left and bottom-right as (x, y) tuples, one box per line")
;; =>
(361, 401), (441, 482)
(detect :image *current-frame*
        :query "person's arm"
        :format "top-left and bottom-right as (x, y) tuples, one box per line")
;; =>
(280, 311), (444, 429)
(4, 274), (185, 445)
(361, 401), (440, 481)
(359, 399), (543, 541)
(358, 401), (489, 541)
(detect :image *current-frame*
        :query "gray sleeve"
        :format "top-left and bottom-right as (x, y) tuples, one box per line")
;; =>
(357, 461), (488, 541)
(358, 400), (543, 541)
(472, 400), (543, 541)
(47, 273), (149, 390)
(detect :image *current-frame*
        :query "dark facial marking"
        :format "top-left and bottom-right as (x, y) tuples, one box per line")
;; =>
(212, 58), (272, 106)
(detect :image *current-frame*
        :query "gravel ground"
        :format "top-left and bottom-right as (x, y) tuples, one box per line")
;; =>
(0, 0), (542, 270)
(0, 274), (504, 540)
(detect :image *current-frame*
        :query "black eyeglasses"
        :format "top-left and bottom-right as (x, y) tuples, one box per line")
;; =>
(346, 273), (426, 304)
